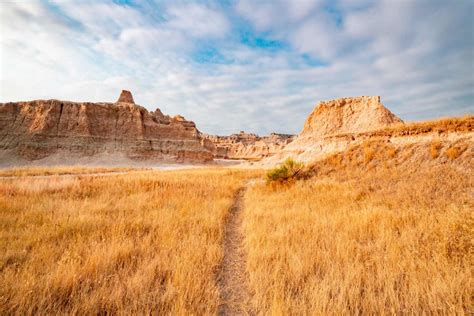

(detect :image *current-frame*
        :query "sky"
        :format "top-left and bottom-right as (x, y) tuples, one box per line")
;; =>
(1, 0), (473, 135)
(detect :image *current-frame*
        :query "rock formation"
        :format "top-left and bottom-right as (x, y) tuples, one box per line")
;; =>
(117, 90), (135, 104)
(265, 96), (404, 163)
(300, 96), (403, 138)
(264, 96), (474, 165)
(0, 91), (213, 163)
(202, 131), (295, 160)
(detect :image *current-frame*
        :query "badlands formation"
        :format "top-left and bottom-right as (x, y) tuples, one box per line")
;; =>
(0, 90), (213, 165)
(269, 96), (403, 162)
(266, 96), (473, 165)
(0, 92), (472, 166)
(202, 132), (294, 160)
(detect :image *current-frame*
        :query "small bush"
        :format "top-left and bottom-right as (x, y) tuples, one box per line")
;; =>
(266, 158), (304, 184)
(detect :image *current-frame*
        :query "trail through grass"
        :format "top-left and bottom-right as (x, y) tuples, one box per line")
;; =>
(0, 169), (257, 314)
(217, 186), (253, 315)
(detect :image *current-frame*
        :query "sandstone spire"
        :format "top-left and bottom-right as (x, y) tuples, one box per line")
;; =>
(117, 90), (135, 104)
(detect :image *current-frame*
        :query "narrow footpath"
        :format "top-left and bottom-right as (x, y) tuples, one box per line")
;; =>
(217, 186), (253, 315)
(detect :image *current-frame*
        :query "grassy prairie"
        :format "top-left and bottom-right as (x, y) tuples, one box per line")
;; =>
(1, 162), (472, 314)
(0, 168), (256, 314)
(243, 165), (473, 314)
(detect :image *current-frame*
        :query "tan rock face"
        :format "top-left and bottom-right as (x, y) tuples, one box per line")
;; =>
(264, 96), (404, 164)
(0, 91), (213, 162)
(300, 96), (403, 137)
(264, 96), (474, 166)
(202, 131), (295, 160)
(117, 90), (135, 104)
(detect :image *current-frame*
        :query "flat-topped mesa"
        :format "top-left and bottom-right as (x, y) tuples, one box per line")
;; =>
(0, 91), (213, 162)
(301, 96), (403, 137)
(117, 90), (135, 104)
(261, 96), (406, 164)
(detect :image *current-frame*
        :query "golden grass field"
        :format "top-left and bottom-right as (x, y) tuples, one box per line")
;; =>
(0, 166), (145, 177)
(0, 168), (257, 314)
(244, 165), (472, 314)
(0, 158), (472, 314)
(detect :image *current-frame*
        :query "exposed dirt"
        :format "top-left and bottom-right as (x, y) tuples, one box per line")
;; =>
(217, 187), (253, 315)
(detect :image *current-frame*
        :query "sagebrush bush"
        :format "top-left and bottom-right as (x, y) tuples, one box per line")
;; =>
(266, 158), (304, 184)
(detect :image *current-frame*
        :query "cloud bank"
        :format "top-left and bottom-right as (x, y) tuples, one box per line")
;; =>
(1, 0), (473, 135)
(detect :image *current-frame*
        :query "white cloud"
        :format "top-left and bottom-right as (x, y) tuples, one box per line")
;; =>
(236, 0), (324, 30)
(291, 17), (343, 60)
(166, 3), (230, 38)
(1, 0), (472, 135)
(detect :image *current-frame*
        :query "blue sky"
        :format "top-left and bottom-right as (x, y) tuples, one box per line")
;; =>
(1, 0), (473, 135)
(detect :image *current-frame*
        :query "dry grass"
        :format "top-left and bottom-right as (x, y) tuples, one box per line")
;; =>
(1, 143), (472, 314)
(362, 115), (474, 137)
(445, 146), (462, 160)
(309, 137), (472, 176)
(0, 166), (145, 177)
(243, 165), (473, 314)
(363, 142), (376, 163)
(0, 169), (257, 314)
(430, 141), (442, 159)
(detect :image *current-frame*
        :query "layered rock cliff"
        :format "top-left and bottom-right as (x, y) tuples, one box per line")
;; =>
(265, 96), (403, 163)
(0, 91), (213, 162)
(265, 96), (473, 165)
(202, 131), (295, 160)
(300, 96), (403, 138)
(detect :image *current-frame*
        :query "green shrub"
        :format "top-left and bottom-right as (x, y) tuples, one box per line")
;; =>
(266, 158), (304, 184)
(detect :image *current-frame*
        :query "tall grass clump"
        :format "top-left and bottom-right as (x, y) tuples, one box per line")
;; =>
(445, 146), (461, 160)
(430, 141), (442, 159)
(265, 158), (304, 184)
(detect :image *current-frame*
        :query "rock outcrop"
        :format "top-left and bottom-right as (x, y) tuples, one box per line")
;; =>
(117, 90), (135, 104)
(202, 131), (295, 160)
(264, 96), (404, 163)
(264, 96), (474, 165)
(308, 116), (474, 175)
(0, 91), (213, 162)
(300, 96), (403, 138)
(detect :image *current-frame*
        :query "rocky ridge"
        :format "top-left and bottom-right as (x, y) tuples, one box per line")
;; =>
(0, 91), (213, 163)
(265, 96), (473, 164)
(202, 131), (295, 160)
(300, 96), (403, 138)
(117, 90), (135, 104)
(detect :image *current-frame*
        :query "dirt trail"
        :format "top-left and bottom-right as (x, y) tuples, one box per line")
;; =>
(217, 186), (253, 315)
